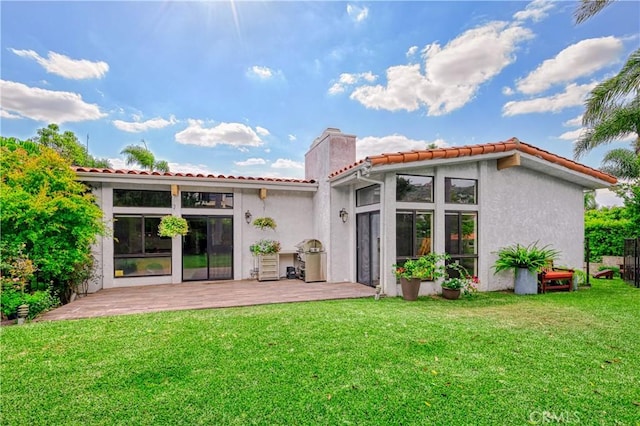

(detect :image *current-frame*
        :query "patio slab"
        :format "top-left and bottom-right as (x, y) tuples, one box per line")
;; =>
(38, 279), (377, 321)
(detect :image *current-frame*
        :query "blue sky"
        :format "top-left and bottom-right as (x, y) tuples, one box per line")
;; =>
(1, 1), (638, 203)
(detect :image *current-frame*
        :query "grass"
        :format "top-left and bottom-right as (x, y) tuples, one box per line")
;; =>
(1, 279), (639, 425)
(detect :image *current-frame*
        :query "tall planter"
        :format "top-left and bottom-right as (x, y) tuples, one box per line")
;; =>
(514, 268), (537, 295)
(400, 277), (421, 301)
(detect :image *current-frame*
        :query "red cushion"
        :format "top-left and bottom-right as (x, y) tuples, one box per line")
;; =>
(543, 271), (573, 279)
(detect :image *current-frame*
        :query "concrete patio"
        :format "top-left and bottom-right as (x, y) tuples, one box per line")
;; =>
(38, 279), (377, 321)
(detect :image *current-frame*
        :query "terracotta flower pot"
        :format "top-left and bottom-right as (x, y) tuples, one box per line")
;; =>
(400, 277), (421, 301)
(441, 287), (461, 300)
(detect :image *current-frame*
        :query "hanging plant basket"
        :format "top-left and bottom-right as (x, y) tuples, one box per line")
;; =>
(253, 217), (277, 231)
(158, 215), (189, 237)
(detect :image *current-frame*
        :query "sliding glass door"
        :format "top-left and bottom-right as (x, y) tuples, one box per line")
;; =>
(182, 216), (233, 281)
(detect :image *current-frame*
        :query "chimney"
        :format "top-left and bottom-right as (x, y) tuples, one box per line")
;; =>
(305, 128), (356, 181)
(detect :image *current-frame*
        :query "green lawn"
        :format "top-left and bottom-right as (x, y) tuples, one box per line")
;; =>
(2, 279), (639, 425)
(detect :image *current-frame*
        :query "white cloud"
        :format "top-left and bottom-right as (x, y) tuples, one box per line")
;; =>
(175, 120), (264, 147)
(347, 4), (369, 22)
(246, 65), (282, 80)
(595, 188), (623, 207)
(271, 159), (304, 169)
(10, 48), (109, 79)
(255, 126), (270, 136)
(356, 134), (448, 160)
(113, 115), (178, 133)
(502, 82), (597, 116)
(0, 109), (22, 119)
(349, 21), (533, 115)
(558, 128), (585, 141)
(329, 72), (378, 95)
(563, 114), (583, 127)
(406, 46), (419, 57)
(502, 86), (515, 96)
(513, 0), (555, 23)
(516, 37), (623, 95)
(235, 158), (267, 166)
(0, 79), (106, 123)
(288, 134), (297, 142)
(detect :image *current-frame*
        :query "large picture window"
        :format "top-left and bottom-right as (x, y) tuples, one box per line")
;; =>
(445, 211), (477, 276)
(396, 211), (433, 262)
(181, 192), (233, 209)
(445, 178), (477, 204)
(113, 190), (171, 208)
(113, 215), (172, 277)
(396, 175), (433, 203)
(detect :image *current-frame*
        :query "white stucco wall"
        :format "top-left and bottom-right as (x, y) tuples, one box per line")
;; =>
(480, 160), (584, 291)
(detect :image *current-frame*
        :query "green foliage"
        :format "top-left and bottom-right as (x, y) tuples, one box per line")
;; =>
(30, 123), (111, 167)
(158, 215), (189, 237)
(585, 206), (632, 260)
(393, 252), (449, 280)
(249, 239), (281, 255)
(1, 284), (59, 319)
(1, 136), (105, 303)
(493, 242), (560, 273)
(252, 217), (277, 230)
(614, 182), (640, 235)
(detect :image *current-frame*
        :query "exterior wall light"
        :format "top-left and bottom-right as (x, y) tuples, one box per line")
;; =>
(339, 208), (348, 223)
(245, 210), (252, 224)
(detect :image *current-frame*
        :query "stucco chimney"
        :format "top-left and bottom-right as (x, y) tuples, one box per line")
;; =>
(305, 128), (356, 181)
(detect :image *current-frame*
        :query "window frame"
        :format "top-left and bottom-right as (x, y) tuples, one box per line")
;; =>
(444, 211), (478, 276)
(356, 184), (381, 207)
(113, 189), (172, 208)
(396, 210), (434, 263)
(444, 178), (477, 205)
(396, 174), (434, 203)
(181, 192), (234, 209)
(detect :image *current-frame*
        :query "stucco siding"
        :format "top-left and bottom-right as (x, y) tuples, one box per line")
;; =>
(481, 161), (584, 291)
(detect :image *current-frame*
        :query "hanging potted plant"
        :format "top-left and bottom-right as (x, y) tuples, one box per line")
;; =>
(393, 253), (449, 301)
(493, 242), (559, 295)
(158, 215), (189, 237)
(252, 217), (277, 231)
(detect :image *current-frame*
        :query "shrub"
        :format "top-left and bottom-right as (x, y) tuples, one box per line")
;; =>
(493, 242), (560, 273)
(584, 207), (631, 261)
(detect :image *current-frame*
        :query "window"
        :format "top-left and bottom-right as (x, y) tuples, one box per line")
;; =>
(445, 211), (477, 276)
(445, 178), (477, 204)
(113, 190), (171, 208)
(396, 175), (433, 202)
(396, 211), (433, 261)
(181, 192), (233, 209)
(356, 185), (380, 207)
(113, 215), (171, 277)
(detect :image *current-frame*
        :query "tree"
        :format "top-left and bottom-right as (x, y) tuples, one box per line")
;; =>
(30, 123), (111, 168)
(120, 140), (170, 172)
(1, 136), (106, 303)
(572, 2), (640, 180)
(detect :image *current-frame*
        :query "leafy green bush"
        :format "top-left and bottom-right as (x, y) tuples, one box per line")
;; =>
(1, 136), (106, 303)
(584, 207), (631, 261)
(1, 285), (59, 319)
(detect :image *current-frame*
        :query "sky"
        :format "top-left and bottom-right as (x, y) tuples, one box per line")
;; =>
(1, 0), (639, 206)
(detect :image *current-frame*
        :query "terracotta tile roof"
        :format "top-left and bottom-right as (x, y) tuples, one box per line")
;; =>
(329, 137), (617, 184)
(72, 167), (317, 184)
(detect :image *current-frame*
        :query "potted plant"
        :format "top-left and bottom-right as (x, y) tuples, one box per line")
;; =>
(249, 239), (281, 256)
(158, 215), (189, 237)
(493, 242), (559, 295)
(393, 252), (449, 301)
(250, 217), (280, 281)
(441, 275), (479, 300)
(252, 217), (277, 231)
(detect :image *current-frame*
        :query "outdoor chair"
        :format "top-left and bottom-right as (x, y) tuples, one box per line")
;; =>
(538, 262), (574, 293)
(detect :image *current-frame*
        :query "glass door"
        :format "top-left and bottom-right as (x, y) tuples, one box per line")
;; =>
(183, 216), (233, 281)
(357, 211), (380, 287)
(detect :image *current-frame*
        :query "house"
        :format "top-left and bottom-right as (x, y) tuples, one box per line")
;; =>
(77, 128), (616, 297)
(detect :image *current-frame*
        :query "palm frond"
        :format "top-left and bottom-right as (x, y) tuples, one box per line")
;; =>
(575, 100), (640, 158)
(154, 160), (170, 173)
(120, 145), (156, 170)
(574, 0), (615, 24)
(600, 148), (640, 179)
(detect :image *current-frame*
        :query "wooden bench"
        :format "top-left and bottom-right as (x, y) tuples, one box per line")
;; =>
(593, 269), (614, 279)
(538, 264), (574, 293)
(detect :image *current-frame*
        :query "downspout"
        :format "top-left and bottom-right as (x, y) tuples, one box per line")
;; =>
(356, 166), (387, 297)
